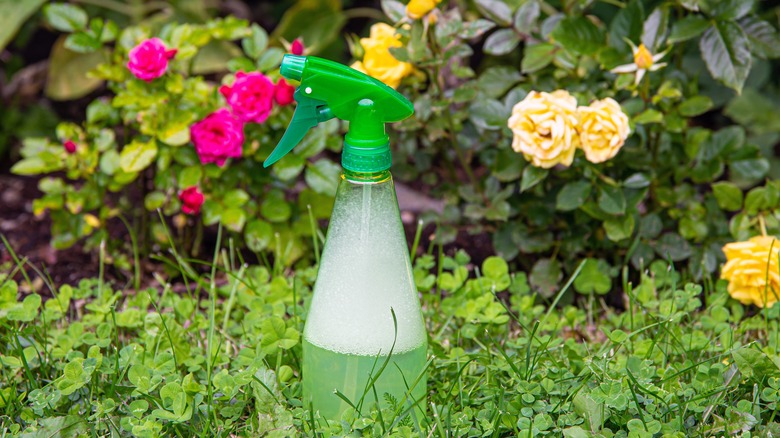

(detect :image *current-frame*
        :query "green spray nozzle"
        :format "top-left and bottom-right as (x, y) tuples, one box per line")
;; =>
(264, 55), (414, 173)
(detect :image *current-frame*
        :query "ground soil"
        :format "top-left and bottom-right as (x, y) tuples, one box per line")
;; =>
(0, 174), (100, 286)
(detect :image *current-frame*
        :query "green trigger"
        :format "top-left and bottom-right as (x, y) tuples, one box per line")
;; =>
(263, 89), (334, 168)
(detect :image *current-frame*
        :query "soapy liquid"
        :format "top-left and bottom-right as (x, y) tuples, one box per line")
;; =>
(304, 175), (426, 355)
(302, 339), (427, 421)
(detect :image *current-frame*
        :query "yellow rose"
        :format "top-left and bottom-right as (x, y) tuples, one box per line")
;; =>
(721, 236), (780, 308)
(351, 23), (413, 89)
(406, 0), (441, 19)
(507, 90), (580, 169)
(577, 98), (630, 164)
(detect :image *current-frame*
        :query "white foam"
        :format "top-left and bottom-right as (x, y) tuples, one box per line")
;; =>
(303, 178), (426, 356)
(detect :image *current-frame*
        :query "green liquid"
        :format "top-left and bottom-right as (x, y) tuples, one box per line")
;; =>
(302, 339), (427, 421)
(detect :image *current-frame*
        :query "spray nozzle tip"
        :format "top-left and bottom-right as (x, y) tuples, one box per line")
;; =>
(280, 54), (305, 81)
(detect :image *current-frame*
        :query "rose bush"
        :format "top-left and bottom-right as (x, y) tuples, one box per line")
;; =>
(10, 13), (339, 267)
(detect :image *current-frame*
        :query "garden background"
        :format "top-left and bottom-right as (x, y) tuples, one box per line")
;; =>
(3, 0), (780, 436)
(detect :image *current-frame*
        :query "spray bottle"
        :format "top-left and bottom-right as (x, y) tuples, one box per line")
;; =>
(263, 55), (427, 421)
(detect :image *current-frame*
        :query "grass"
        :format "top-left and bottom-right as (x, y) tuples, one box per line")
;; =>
(1, 230), (780, 437)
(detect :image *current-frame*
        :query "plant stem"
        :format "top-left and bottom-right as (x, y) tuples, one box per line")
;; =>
(343, 7), (388, 21)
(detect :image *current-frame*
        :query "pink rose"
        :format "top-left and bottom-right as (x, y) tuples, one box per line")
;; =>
(190, 108), (244, 166)
(179, 187), (204, 215)
(127, 38), (177, 82)
(291, 38), (305, 56)
(219, 71), (275, 123)
(274, 78), (295, 106)
(63, 140), (77, 154)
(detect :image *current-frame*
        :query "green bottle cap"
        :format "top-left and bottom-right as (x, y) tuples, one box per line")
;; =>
(264, 55), (414, 174)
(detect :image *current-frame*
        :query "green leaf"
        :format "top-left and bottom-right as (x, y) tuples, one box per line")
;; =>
(44, 3), (87, 32)
(273, 153), (306, 181)
(260, 317), (300, 355)
(739, 16), (780, 59)
(608, 0), (644, 52)
(304, 159), (341, 196)
(86, 99), (115, 125)
(242, 24), (268, 59)
(223, 189), (249, 207)
(484, 29), (521, 56)
(573, 259), (611, 295)
(733, 347), (780, 380)
(744, 186), (780, 215)
(482, 256), (509, 279)
(144, 192), (166, 211)
(730, 158), (769, 184)
(655, 232), (692, 261)
(573, 391), (605, 432)
(64, 32), (101, 53)
(245, 220), (273, 252)
(220, 208), (246, 232)
(129, 400), (149, 418)
(475, 66), (522, 98)
(712, 181), (743, 211)
(520, 166), (548, 192)
(460, 19), (496, 39)
(679, 95), (713, 117)
(604, 215), (635, 241)
(563, 426), (590, 438)
(522, 43), (556, 73)
(633, 109), (664, 124)
(228, 57), (256, 73)
(192, 40), (243, 75)
(6, 293), (41, 322)
(381, 0), (406, 23)
(669, 15), (710, 43)
(623, 173), (651, 189)
(153, 382), (191, 422)
(475, 0), (512, 26)
(551, 16), (603, 55)
(260, 190), (291, 223)
(556, 181), (591, 211)
(0, 0), (46, 51)
(201, 200), (222, 225)
(177, 166), (202, 189)
(513, 0), (540, 34)
(57, 359), (92, 395)
(46, 36), (105, 101)
(598, 185), (626, 215)
(11, 156), (62, 175)
(641, 7), (669, 50)
(469, 99), (507, 130)
(699, 20), (752, 94)
(702, 0), (754, 21)
(120, 140), (158, 173)
(529, 258), (562, 298)
(679, 0), (701, 12)
(272, 0), (346, 54)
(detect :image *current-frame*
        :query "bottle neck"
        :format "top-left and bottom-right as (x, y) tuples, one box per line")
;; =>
(342, 169), (391, 184)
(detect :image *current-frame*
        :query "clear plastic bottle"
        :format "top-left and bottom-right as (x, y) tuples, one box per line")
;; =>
(302, 169), (427, 421)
